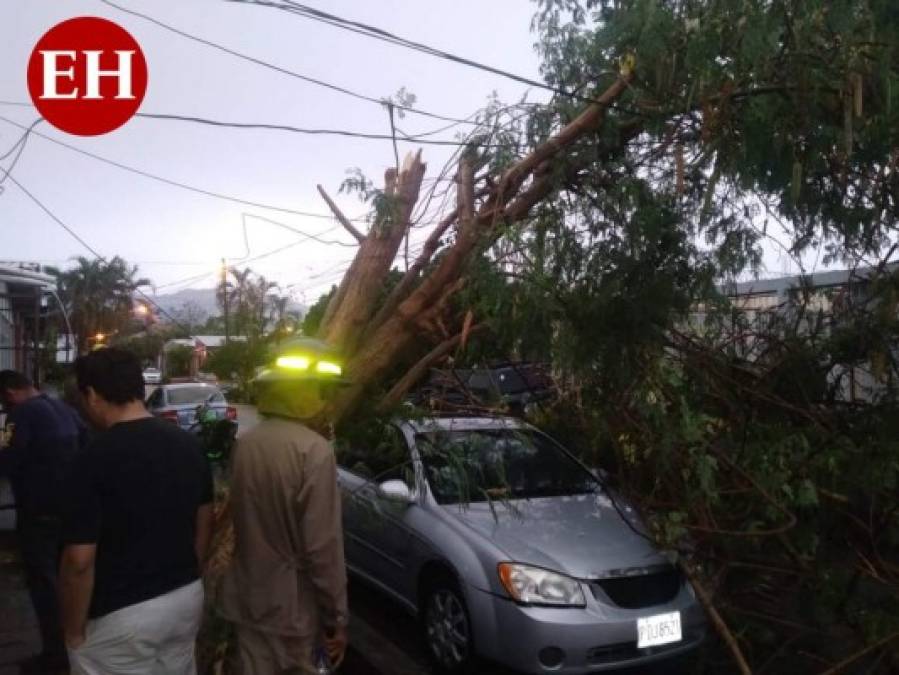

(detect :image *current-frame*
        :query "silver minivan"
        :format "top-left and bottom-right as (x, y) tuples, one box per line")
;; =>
(338, 415), (706, 674)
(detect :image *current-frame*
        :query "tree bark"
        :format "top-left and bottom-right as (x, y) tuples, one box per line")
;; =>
(318, 152), (427, 354)
(377, 323), (484, 412)
(317, 185), (365, 243)
(328, 75), (632, 420)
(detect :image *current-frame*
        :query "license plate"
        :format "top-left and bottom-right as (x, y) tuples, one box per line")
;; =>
(637, 611), (682, 649)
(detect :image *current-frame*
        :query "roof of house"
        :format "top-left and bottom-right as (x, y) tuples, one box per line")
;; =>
(720, 262), (899, 297)
(164, 335), (246, 350)
(0, 264), (57, 290)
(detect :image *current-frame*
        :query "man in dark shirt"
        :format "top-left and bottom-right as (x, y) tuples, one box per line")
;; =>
(0, 370), (85, 673)
(60, 348), (214, 675)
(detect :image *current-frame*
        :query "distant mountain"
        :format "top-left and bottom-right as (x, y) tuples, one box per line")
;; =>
(152, 287), (220, 317)
(152, 287), (305, 321)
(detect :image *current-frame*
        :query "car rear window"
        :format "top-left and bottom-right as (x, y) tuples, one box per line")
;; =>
(167, 386), (219, 405)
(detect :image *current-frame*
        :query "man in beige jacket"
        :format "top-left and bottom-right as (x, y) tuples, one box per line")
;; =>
(220, 339), (348, 674)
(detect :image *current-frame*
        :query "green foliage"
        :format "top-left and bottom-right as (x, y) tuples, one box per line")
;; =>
(218, 266), (286, 339)
(204, 340), (269, 387)
(301, 287), (335, 336)
(113, 331), (167, 367)
(165, 345), (193, 378)
(529, 0), (899, 271)
(52, 256), (150, 354)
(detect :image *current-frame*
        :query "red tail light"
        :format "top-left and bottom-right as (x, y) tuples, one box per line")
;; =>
(160, 410), (179, 424)
(225, 406), (238, 421)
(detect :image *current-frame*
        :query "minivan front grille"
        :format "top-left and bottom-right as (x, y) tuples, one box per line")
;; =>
(590, 567), (682, 609)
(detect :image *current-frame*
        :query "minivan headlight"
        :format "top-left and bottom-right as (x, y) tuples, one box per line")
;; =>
(498, 563), (586, 607)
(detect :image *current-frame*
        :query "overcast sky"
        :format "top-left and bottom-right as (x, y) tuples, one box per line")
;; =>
(0, 0), (545, 304)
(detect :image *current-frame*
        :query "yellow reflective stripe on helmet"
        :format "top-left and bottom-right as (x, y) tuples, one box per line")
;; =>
(315, 360), (343, 376)
(276, 356), (311, 370)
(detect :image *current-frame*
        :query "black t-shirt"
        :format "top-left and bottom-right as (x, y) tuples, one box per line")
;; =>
(0, 394), (86, 519)
(63, 416), (213, 618)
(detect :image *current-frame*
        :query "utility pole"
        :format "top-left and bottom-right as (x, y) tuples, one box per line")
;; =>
(221, 258), (230, 344)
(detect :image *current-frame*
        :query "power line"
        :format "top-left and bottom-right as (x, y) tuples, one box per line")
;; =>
(0, 101), (521, 149)
(0, 113), (365, 221)
(4, 173), (195, 334)
(0, 118), (42, 189)
(133, 111), (511, 148)
(98, 0), (481, 127)
(242, 213), (356, 247)
(154, 270), (218, 291)
(235, 0), (592, 104)
(154, 218), (347, 291)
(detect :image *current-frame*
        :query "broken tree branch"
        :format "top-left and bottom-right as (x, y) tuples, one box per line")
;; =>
(458, 156), (475, 230)
(366, 207), (459, 336)
(493, 73), (633, 206)
(317, 184), (365, 243)
(318, 152), (427, 352)
(377, 323), (485, 412)
(818, 630), (899, 675)
(332, 76), (634, 419)
(680, 561), (753, 675)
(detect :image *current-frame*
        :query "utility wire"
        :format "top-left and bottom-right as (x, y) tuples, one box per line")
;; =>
(154, 219), (346, 291)
(0, 101), (516, 149)
(236, 0), (598, 105)
(242, 213), (356, 247)
(0, 118), (42, 189)
(4, 173), (196, 334)
(0, 113), (365, 222)
(133, 111), (511, 148)
(98, 0), (481, 127)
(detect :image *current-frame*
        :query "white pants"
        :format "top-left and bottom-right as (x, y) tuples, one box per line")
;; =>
(68, 580), (204, 675)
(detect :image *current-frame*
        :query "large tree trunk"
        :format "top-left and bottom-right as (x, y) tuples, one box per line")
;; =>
(307, 73), (632, 422)
(317, 152), (427, 355)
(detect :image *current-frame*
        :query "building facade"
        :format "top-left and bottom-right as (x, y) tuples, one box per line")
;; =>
(0, 263), (61, 385)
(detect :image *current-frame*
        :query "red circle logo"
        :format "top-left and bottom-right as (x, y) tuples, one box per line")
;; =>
(27, 17), (148, 136)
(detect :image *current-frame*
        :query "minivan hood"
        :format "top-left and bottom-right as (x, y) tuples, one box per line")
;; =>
(444, 492), (667, 579)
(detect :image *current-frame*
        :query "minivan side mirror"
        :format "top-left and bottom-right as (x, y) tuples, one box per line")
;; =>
(379, 479), (415, 505)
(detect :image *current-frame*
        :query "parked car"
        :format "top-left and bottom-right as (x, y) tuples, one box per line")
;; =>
(338, 415), (706, 674)
(414, 363), (556, 414)
(142, 367), (162, 385)
(146, 382), (237, 431)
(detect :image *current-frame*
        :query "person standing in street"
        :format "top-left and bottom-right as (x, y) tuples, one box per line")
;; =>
(0, 370), (86, 674)
(221, 338), (349, 674)
(59, 348), (214, 675)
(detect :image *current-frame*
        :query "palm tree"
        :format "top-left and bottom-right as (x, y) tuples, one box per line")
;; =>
(228, 267), (254, 335)
(269, 295), (289, 328)
(239, 274), (278, 337)
(54, 256), (151, 354)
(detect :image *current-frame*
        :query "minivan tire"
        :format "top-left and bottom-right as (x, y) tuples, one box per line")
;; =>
(422, 576), (478, 675)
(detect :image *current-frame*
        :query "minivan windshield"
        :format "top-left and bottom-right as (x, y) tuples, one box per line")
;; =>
(417, 429), (597, 504)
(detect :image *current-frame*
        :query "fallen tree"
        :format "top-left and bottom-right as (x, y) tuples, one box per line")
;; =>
(203, 2), (899, 671)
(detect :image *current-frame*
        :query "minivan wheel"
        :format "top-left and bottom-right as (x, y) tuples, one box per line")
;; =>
(423, 579), (475, 674)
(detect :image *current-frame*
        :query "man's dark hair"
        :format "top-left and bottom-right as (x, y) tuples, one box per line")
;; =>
(0, 370), (33, 392)
(75, 348), (145, 404)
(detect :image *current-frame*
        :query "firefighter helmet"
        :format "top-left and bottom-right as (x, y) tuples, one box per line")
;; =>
(254, 337), (346, 384)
